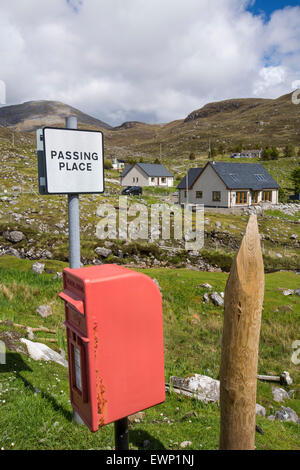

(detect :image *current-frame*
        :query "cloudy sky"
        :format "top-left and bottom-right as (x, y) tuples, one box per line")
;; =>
(0, 0), (299, 125)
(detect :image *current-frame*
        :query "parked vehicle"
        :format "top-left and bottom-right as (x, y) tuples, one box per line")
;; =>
(121, 186), (142, 195)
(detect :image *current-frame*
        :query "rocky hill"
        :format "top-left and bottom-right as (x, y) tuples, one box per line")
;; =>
(0, 100), (112, 132)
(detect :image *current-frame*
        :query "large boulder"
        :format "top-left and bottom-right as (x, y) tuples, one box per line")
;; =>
(170, 374), (220, 403)
(3, 230), (26, 243)
(95, 247), (112, 258)
(275, 406), (299, 423)
(20, 338), (67, 367)
(32, 262), (45, 274)
(272, 386), (290, 402)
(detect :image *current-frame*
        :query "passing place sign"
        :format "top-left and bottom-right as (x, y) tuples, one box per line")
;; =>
(42, 127), (104, 194)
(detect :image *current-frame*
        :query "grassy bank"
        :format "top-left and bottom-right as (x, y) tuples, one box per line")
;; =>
(0, 257), (299, 449)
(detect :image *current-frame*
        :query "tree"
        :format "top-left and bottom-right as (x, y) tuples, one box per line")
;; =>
(153, 157), (160, 164)
(217, 143), (226, 156)
(261, 146), (279, 161)
(104, 158), (112, 169)
(291, 168), (300, 193)
(283, 144), (296, 158)
(189, 152), (195, 160)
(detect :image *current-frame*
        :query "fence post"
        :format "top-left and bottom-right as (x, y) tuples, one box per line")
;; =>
(220, 214), (264, 450)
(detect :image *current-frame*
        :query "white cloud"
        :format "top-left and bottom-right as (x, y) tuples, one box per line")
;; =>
(0, 0), (299, 125)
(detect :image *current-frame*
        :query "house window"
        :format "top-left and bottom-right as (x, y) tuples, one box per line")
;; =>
(196, 191), (203, 199)
(151, 177), (155, 182)
(236, 191), (248, 204)
(262, 190), (272, 201)
(132, 177), (135, 183)
(161, 177), (166, 183)
(184, 190), (187, 197)
(212, 191), (221, 202)
(136, 177), (138, 183)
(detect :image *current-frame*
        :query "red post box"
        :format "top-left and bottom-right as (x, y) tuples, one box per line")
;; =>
(59, 264), (165, 432)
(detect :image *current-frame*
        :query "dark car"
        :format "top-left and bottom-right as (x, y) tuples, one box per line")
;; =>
(121, 186), (142, 195)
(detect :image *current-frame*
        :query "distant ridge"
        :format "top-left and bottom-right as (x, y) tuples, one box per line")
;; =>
(0, 100), (112, 131)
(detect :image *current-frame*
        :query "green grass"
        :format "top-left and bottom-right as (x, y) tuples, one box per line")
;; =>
(0, 257), (300, 449)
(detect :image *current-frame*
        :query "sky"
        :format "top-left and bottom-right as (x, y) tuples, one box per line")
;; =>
(0, 0), (299, 126)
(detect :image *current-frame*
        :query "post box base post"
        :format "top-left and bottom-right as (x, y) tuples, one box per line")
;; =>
(114, 417), (129, 450)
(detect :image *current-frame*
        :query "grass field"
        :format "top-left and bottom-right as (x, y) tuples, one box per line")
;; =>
(0, 256), (299, 450)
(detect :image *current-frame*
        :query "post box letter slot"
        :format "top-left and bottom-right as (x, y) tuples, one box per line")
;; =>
(59, 290), (84, 315)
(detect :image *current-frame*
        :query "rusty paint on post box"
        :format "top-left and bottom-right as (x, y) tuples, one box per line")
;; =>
(59, 264), (165, 432)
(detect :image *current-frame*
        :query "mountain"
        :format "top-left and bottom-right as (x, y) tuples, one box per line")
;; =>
(0, 100), (112, 131)
(0, 92), (299, 158)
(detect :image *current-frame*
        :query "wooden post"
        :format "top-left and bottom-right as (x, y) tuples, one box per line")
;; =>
(220, 214), (264, 450)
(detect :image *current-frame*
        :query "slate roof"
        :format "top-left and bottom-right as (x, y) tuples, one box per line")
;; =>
(120, 163), (173, 178)
(177, 168), (203, 189)
(210, 162), (280, 190)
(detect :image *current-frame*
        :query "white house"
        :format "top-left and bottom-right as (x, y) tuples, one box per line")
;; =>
(177, 161), (279, 207)
(112, 158), (126, 170)
(120, 163), (174, 187)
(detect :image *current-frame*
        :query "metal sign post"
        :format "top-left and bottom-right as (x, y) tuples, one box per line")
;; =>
(65, 116), (81, 271)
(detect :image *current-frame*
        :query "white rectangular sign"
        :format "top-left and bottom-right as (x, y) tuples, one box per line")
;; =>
(43, 127), (104, 194)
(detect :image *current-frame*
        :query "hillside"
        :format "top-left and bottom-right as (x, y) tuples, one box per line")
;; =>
(0, 92), (300, 160)
(0, 100), (112, 132)
(103, 92), (300, 159)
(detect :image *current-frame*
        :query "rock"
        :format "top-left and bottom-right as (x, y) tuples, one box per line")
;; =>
(94, 247), (112, 258)
(295, 289), (300, 296)
(282, 289), (294, 296)
(4, 247), (20, 258)
(280, 371), (293, 386)
(210, 292), (224, 307)
(20, 338), (68, 367)
(268, 415), (275, 421)
(3, 230), (26, 243)
(180, 441), (192, 449)
(290, 234), (298, 240)
(26, 327), (35, 341)
(229, 224), (236, 229)
(153, 279), (161, 291)
(128, 412), (145, 424)
(32, 262), (45, 274)
(215, 221), (221, 228)
(276, 253), (283, 258)
(275, 406), (299, 423)
(203, 293), (210, 303)
(199, 283), (212, 289)
(256, 404), (266, 417)
(272, 387), (290, 402)
(170, 374), (220, 403)
(36, 305), (52, 318)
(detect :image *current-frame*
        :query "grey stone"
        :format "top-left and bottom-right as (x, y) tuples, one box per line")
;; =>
(290, 234), (298, 240)
(256, 404), (266, 417)
(3, 230), (26, 243)
(272, 387), (290, 402)
(280, 371), (293, 386)
(95, 247), (112, 258)
(20, 338), (68, 367)
(295, 289), (300, 296)
(275, 406), (299, 423)
(200, 283), (212, 289)
(170, 374), (220, 403)
(32, 262), (45, 274)
(36, 305), (52, 318)
(203, 293), (210, 303)
(26, 327), (35, 341)
(180, 441), (192, 449)
(210, 292), (224, 306)
(282, 289), (294, 296)
(153, 279), (161, 291)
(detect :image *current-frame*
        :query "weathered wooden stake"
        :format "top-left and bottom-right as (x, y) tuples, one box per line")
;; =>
(220, 214), (264, 450)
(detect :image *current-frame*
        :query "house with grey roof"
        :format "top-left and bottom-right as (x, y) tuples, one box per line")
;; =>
(120, 163), (174, 187)
(177, 161), (279, 207)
